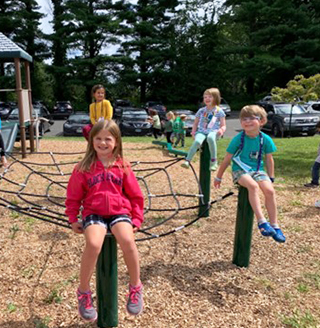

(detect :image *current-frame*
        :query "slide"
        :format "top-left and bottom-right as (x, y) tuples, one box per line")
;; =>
(1, 122), (18, 153)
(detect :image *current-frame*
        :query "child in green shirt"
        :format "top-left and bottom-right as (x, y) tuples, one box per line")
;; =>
(174, 114), (187, 147)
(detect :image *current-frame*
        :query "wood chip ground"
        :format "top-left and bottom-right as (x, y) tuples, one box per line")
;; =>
(0, 139), (319, 328)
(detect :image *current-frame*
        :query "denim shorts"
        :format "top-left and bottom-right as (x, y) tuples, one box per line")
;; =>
(82, 214), (132, 232)
(232, 170), (271, 184)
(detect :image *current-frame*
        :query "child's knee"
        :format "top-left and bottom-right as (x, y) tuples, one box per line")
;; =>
(246, 182), (259, 193)
(119, 236), (136, 253)
(86, 240), (103, 255)
(264, 186), (276, 198)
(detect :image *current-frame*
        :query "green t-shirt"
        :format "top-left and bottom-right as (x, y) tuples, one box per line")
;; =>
(164, 119), (173, 132)
(226, 131), (276, 172)
(173, 117), (181, 133)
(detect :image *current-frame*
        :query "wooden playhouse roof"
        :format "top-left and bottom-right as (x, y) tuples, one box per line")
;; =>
(0, 32), (32, 63)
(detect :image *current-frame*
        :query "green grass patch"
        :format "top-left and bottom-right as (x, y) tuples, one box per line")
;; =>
(9, 224), (19, 239)
(45, 133), (320, 184)
(281, 309), (318, 328)
(6, 303), (17, 313)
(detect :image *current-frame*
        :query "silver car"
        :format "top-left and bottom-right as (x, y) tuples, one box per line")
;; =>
(220, 98), (231, 116)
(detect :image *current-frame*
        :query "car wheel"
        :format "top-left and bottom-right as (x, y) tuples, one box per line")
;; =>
(272, 123), (283, 138)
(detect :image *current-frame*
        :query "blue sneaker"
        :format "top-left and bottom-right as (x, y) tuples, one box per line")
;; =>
(258, 222), (276, 237)
(272, 228), (286, 243)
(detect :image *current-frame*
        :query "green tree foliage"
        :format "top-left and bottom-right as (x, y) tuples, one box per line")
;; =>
(272, 74), (320, 102)
(0, 0), (49, 101)
(48, 0), (70, 102)
(222, 0), (320, 99)
(170, 1), (224, 105)
(62, 0), (121, 104)
(114, 0), (179, 103)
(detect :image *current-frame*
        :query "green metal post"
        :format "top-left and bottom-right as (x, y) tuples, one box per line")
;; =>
(198, 139), (211, 217)
(232, 187), (254, 267)
(96, 235), (118, 328)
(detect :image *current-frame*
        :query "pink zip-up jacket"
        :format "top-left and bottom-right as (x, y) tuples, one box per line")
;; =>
(65, 159), (144, 228)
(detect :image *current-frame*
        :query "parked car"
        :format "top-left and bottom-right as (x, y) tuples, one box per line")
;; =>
(6, 105), (54, 139)
(0, 102), (11, 119)
(52, 101), (74, 119)
(145, 101), (167, 120)
(305, 101), (320, 114)
(257, 101), (320, 137)
(172, 109), (196, 136)
(116, 107), (152, 136)
(113, 99), (133, 119)
(220, 98), (231, 116)
(63, 112), (90, 136)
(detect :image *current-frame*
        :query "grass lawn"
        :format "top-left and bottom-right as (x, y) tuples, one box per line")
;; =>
(45, 134), (319, 185)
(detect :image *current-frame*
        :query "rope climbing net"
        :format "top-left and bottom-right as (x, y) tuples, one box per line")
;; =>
(0, 151), (233, 241)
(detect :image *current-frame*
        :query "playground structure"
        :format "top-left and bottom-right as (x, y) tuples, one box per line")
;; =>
(0, 32), (35, 158)
(0, 138), (258, 327)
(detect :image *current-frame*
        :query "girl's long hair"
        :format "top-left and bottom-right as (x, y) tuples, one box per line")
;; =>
(77, 120), (124, 172)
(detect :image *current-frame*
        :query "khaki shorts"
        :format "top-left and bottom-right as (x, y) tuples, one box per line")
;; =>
(232, 170), (271, 184)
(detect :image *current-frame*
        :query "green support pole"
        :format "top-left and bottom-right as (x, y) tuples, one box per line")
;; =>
(96, 235), (118, 328)
(232, 187), (254, 267)
(198, 139), (211, 217)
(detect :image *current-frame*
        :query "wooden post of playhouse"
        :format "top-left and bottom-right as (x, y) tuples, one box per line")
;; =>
(232, 187), (254, 267)
(198, 139), (211, 217)
(14, 58), (27, 158)
(96, 234), (118, 328)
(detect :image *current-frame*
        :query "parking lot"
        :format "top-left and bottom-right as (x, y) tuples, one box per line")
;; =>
(46, 112), (242, 138)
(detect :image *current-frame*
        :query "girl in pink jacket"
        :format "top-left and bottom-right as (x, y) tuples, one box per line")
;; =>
(66, 120), (144, 322)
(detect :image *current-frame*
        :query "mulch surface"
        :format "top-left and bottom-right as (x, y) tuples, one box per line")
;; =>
(0, 139), (320, 328)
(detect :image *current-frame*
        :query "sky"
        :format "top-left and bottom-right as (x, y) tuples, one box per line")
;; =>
(36, 0), (53, 34)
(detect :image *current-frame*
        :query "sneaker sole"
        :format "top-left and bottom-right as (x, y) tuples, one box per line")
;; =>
(78, 309), (97, 322)
(126, 301), (144, 316)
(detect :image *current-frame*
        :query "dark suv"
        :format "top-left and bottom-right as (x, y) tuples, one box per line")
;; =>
(116, 107), (152, 136)
(113, 99), (133, 119)
(257, 101), (320, 137)
(52, 101), (74, 119)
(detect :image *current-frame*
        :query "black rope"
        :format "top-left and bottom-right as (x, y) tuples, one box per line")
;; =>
(1, 151), (234, 241)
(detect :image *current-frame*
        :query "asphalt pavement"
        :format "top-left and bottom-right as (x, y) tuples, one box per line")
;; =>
(46, 111), (242, 138)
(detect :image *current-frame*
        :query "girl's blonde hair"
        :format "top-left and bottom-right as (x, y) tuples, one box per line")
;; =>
(240, 105), (267, 124)
(203, 88), (221, 106)
(78, 120), (123, 172)
(166, 111), (174, 119)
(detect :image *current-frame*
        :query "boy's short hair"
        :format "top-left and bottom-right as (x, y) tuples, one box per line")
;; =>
(203, 88), (221, 106)
(180, 114), (187, 119)
(240, 105), (267, 123)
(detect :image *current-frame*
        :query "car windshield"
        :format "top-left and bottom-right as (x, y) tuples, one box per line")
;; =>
(122, 111), (147, 120)
(148, 101), (163, 106)
(221, 98), (228, 105)
(33, 107), (41, 116)
(57, 101), (70, 105)
(8, 108), (19, 119)
(68, 114), (90, 123)
(116, 100), (131, 107)
(174, 110), (194, 115)
(275, 104), (306, 115)
(311, 104), (320, 111)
